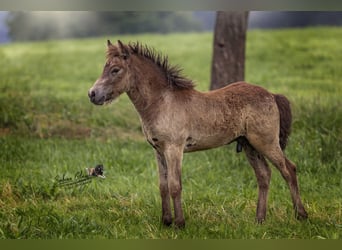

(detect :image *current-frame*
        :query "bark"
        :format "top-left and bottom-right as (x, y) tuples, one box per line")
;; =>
(210, 11), (249, 90)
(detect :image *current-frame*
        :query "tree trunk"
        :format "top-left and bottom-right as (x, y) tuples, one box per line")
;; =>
(210, 11), (249, 90)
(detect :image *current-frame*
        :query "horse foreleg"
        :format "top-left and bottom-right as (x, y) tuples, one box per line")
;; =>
(163, 145), (185, 228)
(155, 150), (172, 226)
(243, 144), (271, 223)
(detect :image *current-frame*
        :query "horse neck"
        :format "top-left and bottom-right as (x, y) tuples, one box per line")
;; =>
(126, 56), (168, 119)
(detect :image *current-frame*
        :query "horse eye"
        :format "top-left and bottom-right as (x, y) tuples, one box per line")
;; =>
(111, 67), (120, 75)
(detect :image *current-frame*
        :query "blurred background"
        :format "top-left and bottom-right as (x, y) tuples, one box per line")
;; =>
(0, 11), (342, 43)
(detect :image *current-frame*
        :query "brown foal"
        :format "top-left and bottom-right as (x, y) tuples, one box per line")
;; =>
(88, 40), (308, 228)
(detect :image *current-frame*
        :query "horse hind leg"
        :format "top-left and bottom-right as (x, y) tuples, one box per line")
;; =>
(258, 142), (308, 220)
(243, 142), (272, 223)
(284, 157), (308, 220)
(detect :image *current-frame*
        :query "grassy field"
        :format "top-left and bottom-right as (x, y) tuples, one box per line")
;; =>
(0, 27), (341, 239)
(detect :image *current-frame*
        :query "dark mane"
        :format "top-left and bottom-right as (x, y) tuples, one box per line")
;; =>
(128, 42), (195, 90)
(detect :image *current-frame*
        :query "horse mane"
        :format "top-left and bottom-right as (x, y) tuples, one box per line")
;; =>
(128, 42), (195, 90)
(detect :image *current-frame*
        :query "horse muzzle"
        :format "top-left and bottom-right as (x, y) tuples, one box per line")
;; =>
(88, 87), (117, 105)
(88, 88), (104, 105)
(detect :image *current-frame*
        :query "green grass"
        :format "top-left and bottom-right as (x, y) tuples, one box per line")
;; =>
(0, 28), (341, 239)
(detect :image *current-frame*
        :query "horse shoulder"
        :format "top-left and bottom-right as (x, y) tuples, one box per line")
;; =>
(140, 91), (189, 146)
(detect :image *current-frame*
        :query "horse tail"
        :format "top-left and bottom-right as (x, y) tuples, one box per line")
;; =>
(274, 94), (292, 151)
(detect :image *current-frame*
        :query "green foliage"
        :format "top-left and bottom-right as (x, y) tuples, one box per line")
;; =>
(6, 12), (203, 41)
(0, 28), (341, 238)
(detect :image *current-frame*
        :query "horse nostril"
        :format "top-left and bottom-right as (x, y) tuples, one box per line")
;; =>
(88, 90), (96, 99)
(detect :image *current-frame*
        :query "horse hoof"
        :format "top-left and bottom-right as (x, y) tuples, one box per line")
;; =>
(162, 216), (173, 227)
(296, 211), (308, 220)
(256, 217), (266, 224)
(174, 219), (185, 229)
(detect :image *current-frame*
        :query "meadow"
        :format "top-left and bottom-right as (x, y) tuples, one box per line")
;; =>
(0, 27), (341, 239)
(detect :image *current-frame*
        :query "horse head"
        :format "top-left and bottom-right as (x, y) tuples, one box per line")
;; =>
(88, 40), (131, 105)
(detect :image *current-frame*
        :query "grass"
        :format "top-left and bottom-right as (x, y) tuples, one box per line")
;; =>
(0, 28), (341, 239)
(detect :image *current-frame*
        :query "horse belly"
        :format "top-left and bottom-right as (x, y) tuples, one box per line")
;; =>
(184, 109), (244, 152)
(183, 132), (236, 153)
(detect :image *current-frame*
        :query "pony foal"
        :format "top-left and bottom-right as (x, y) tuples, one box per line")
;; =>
(88, 40), (308, 228)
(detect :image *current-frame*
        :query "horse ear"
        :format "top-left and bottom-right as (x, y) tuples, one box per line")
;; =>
(117, 40), (130, 59)
(107, 39), (113, 47)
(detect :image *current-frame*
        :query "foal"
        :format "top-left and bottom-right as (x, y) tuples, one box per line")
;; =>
(88, 40), (308, 228)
